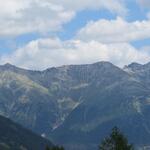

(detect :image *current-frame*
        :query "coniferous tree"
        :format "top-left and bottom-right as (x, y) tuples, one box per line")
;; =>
(99, 127), (134, 150)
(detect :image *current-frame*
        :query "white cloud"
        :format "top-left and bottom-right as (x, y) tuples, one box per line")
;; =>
(52, 0), (127, 15)
(1, 0), (149, 69)
(1, 38), (149, 70)
(0, 0), (74, 37)
(77, 17), (150, 43)
(0, 0), (127, 37)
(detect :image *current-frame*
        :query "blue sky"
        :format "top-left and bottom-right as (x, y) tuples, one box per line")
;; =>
(0, 0), (150, 69)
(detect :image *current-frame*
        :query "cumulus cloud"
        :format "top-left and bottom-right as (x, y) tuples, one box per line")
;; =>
(77, 17), (150, 43)
(0, 0), (149, 69)
(0, 38), (149, 70)
(0, 0), (127, 37)
(0, 0), (75, 37)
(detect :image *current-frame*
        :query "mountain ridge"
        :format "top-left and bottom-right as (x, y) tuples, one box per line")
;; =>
(0, 61), (150, 150)
(0, 61), (126, 72)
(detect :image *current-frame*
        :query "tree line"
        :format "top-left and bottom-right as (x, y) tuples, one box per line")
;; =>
(46, 127), (134, 150)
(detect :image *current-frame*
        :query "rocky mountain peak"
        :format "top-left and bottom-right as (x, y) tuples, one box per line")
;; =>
(4, 62), (14, 67)
(0, 63), (18, 70)
(126, 62), (142, 69)
(123, 62), (142, 73)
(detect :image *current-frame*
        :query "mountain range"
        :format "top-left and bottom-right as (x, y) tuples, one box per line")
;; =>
(1, 62), (150, 149)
